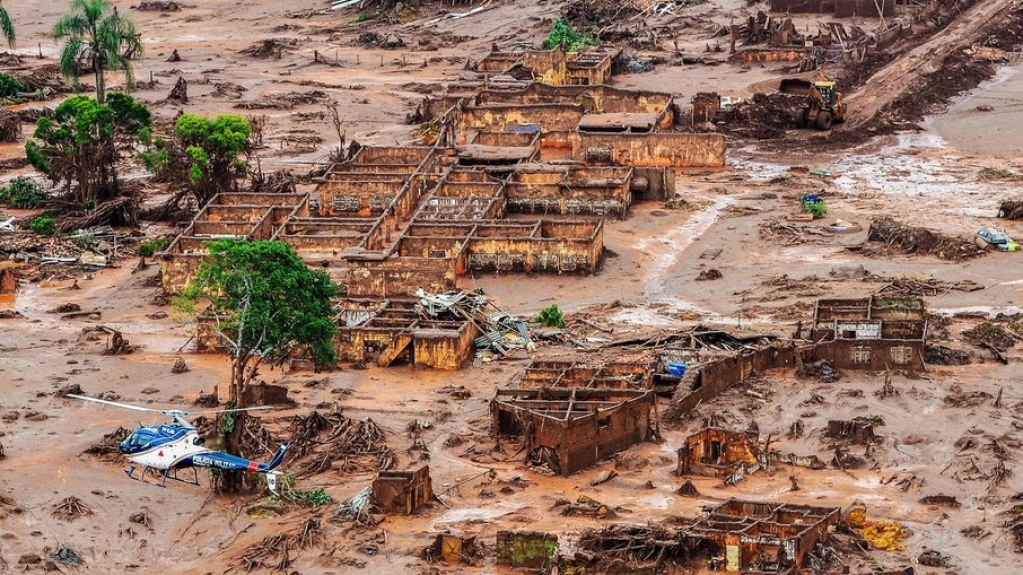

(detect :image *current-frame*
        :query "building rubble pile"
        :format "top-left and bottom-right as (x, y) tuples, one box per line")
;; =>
(414, 289), (534, 363)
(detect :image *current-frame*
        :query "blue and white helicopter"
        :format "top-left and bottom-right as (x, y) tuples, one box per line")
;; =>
(69, 394), (290, 493)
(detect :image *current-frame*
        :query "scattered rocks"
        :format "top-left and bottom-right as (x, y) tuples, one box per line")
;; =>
(49, 303), (81, 314)
(147, 311), (168, 320)
(696, 268), (723, 281)
(97, 391), (121, 401)
(141, 387), (160, 395)
(135, 1), (182, 11)
(24, 410), (48, 422)
(0, 310), (24, 319)
(171, 357), (189, 374)
(917, 549), (951, 567)
(55, 383), (84, 397)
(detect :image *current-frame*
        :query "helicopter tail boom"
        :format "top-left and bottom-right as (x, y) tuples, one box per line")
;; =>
(266, 442), (290, 471)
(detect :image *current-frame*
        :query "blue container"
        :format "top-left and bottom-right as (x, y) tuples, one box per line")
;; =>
(666, 362), (688, 377)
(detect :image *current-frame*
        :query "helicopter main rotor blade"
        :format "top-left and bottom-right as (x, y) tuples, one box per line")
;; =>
(66, 394), (164, 414)
(196, 406), (275, 414)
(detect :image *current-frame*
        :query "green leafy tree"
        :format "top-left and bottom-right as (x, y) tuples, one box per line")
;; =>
(0, 1), (15, 48)
(178, 239), (337, 406)
(176, 114), (252, 207)
(542, 16), (597, 52)
(53, 0), (143, 103)
(177, 240), (336, 493)
(26, 93), (151, 208)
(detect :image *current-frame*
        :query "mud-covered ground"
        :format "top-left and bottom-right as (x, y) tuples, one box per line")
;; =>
(3, 0), (1023, 573)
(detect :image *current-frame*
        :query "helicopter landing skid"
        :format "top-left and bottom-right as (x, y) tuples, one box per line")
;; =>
(125, 466), (201, 489)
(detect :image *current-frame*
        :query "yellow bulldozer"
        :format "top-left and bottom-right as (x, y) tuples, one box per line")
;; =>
(780, 78), (847, 131)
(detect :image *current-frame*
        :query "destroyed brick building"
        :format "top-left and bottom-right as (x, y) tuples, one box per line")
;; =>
(372, 465), (433, 515)
(492, 361), (657, 475)
(574, 499), (842, 572)
(677, 427), (762, 478)
(679, 499), (841, 573)
(810, 296), (927, 371)
(470, 44), (617, 86)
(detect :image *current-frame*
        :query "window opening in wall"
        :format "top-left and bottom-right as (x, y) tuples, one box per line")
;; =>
(891, 346), (911, 365)
(851, 347), (871, 364)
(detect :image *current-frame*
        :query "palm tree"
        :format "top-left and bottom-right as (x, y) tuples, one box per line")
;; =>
(0, 1), (15, 48)
(53, 0), (143, 103)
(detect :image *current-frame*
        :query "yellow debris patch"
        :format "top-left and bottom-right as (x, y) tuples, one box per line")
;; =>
(858, 520), (907, 551)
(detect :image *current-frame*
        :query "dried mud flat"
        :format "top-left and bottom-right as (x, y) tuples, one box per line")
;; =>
(2, 0), (1023, 574)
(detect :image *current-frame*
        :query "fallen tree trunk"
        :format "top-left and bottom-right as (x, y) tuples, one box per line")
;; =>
(58, 197), (137, 233)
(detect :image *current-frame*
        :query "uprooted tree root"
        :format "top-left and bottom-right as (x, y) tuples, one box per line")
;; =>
(239, 38), (298, 59)
(0, 109), (21, 143)
(83, 426), (131, 462)
(289, 411), (396, 476)
(51, 497), (93, 522)
(866, 217), (986, 261)
(236, 518), (323, 572)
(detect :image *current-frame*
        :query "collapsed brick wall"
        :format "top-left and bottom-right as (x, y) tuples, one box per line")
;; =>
(496, 531), (558, 568)
(560, 395), (653, 474)
(673, 345), (797, 413)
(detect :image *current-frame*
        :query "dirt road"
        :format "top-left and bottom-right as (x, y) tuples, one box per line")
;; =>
(844, 0), (1016, 127)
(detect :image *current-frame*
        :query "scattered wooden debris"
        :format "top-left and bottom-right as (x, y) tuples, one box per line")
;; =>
(919, 495), (960, 508)
(870, 275), (982, 297)
(759, 220), (834, 245)
(51, 496), (93, 522)
(866, 217), (986, 261)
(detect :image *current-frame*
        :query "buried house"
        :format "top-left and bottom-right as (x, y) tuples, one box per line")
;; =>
(809, 296), (927, 372)
(491, 385), (657, 476)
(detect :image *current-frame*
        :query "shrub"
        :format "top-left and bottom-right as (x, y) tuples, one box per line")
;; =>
(352, 13), (371, 23)
(0, 177), (48, 208)
(542, 16), (598, 52)
(801, 199), (828, 218)
(536, 303), (565, 328)
(272, 475), (334, 508)
(30, 215), (56, 236)
(0, 74), (23, 99)
(138, 238), (170, 257)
